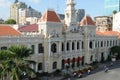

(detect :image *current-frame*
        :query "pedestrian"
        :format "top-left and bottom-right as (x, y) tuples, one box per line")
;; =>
(88, 69), (91, 74)
(110, 62), (113, 66)
(78, 73), (82, 78)
(73, 72), (77, 77)
(104, 67), (108, 72)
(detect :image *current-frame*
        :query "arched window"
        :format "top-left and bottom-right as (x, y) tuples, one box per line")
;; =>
(72, 42), (74, 50)
(61, 59), (65, 69)
(53, 62), (57, 69)
(61, 42), (64, 51)
(116, 40), (117, 45)
(95, 42), (97, 48)
(90, 55), (93, 61)
(101, 41), (103, 47)
(110, 40), (112, 46)
(98, 41), (99, 47)
(89, 41), (92, 49)
(1, 46), (7, 50)
(51, 43), (57, 53)
(38, 43), (44, 53)
(38, 63), (42, 71)
(72, 58), (75, 68)
(77, 41), (79, 49)
(31, 45), (35, 53)
(66, 42), (69, 51)
(107, 41), (109, 46)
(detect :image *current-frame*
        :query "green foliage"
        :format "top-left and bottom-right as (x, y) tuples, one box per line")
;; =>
(4, 19), (16, 24)
(110, 46), (120, 55)
(113, 10), (117, 14)
(0, 45), (35, 80)
(110, 46), (120, 60)
(9, 45), (33, 58)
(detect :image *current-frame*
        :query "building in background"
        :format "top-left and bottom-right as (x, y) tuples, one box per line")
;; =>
(19, 7), (41, 25)
(104, 0), (120, 16)
(10, 0), (27, 23)
(58, 14), (65, 20)
(113, 12), (120, 32)
(76, 9), (85, 22)
(10, 0), (41, 25)
(94, 16), (112, 32)
(0, 18), (4, 24)
(26, 17), (39, 25)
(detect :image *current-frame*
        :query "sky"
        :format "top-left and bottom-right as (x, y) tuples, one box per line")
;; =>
(0, 0), (104, 20)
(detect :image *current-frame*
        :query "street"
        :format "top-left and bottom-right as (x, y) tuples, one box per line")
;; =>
(77, 61), (120, 80)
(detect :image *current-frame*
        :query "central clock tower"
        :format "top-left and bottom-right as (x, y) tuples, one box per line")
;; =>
(65, 0), (77, 30)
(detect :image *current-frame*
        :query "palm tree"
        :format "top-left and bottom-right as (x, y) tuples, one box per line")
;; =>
(0, 45), (36, 80)
(9, 45), (35, 80)
(0, 50), (15, 80)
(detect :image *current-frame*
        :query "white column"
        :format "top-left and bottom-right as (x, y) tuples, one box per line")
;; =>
(75, 40), (77, 51)
(93, 41), (95, 49)
(35, 44), (38, 54)
(58, 41), (61, 53)
(48, 38), (51, 56)
(80, 41), (82, 51)
(64, 41), (66, 53)
(70, 41), (72, 52)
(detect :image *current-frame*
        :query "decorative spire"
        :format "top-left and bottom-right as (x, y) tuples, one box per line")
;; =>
(66, 0), (75, 7)
(14, 0), (18, 3)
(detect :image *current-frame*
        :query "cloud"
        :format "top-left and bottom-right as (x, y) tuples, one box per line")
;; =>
(0, 0), (11, 8)
(29, 0), (39, 4)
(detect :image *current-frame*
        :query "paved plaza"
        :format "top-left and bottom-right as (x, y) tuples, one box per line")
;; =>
(77, 61), (120, 80)
(40, 61), (120, 80)
(77, 68), (120, 80)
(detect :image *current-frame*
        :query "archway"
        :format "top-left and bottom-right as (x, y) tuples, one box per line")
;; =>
(101, 52), (105, 63)
(81, 56), (84, 66)
(72, 58), (75, 68)
(51, 43), (57, 53)
(61, 59), (65, 69)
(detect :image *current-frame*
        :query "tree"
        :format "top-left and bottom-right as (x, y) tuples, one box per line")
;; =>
(110, 46), (120, 60)
(113, 10), (117, 14)
(0, 50), (15, 80)
(0, 45), (35, 80)
(4, 19), (16, 24)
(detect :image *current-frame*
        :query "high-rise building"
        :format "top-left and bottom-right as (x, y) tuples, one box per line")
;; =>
(113, 12), (120, 32)
(76, 9), (85, 22)
(19, 7), (41, 25)
(10, 0), (41, 25)
(104, 0), (120, 16)
(10, 0), (27, 23)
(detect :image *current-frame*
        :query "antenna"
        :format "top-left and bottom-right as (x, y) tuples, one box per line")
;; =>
(56, 0), (59, 13)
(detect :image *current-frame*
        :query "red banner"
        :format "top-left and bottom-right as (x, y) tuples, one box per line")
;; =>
(79, 56), (82, 61)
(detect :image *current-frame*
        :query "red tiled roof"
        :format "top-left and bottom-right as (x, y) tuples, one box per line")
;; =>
(18, 24), (38, 32)
(96, 31), (120, 38)
(0, 25), (21, 36)
(80, 15), (95, 26)
(40, 10), (61, 22)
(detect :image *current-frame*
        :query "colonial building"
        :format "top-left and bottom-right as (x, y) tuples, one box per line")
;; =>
(0, 0), (120, 73)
